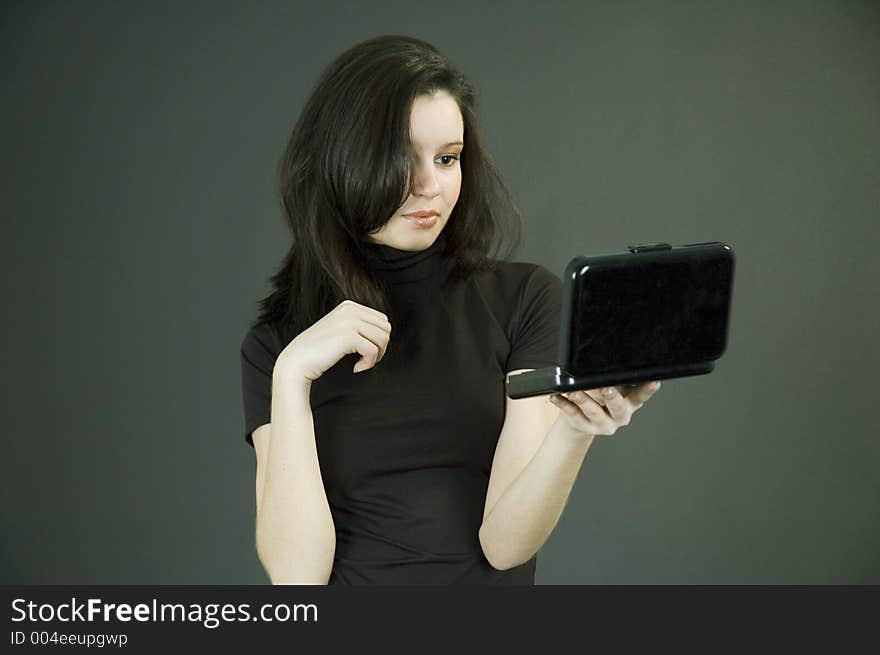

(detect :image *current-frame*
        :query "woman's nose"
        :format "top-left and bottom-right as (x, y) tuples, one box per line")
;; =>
(411, 160), (441, 197)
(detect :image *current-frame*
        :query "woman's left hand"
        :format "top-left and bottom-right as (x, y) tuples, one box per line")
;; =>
(549, 381), (661, 438)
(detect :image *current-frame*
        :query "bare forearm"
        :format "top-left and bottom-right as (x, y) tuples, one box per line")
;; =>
(479, 417), (593, 570)
(257, 373), (336, 584)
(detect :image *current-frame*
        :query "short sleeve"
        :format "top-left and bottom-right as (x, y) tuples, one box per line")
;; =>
(505, 265), (563, 372)
(240, 324), (280, 448)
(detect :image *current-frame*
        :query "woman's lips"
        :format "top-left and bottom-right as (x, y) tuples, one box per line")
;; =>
(403, 214), (438, 228)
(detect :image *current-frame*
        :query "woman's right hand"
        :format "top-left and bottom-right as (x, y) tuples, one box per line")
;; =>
(275, 300), (392, 383)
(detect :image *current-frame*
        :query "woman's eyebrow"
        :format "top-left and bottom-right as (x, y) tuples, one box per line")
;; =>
(413, 140), (464, 149)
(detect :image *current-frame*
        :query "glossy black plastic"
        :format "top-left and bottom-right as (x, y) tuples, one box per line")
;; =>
(506, 241), (736, 398)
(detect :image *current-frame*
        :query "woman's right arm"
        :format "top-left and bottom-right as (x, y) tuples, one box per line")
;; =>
(254, 369), (335, 585)
(250, 299), (392, 585)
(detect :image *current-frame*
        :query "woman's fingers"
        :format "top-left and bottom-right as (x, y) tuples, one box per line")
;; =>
(633, 380), (661, 402)
(591, 386), (632, 423)
(558, 391), (617, 433)
(339, 299), (390, 329)
(353, 322), (391, 371)
(580, 382), (661, 409)
(550, 394), (594, 433)
(557, 380), (662, 431)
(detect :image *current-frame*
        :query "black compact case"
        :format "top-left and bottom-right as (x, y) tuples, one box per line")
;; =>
(506, 241), (736, 399)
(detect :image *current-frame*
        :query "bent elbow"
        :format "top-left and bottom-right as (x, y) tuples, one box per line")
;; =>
(484, 553), (514, 571)
(479, 525), (515, 571)
(255, 522), (335, 585)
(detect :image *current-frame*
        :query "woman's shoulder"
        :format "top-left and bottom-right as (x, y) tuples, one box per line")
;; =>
(240, 320), (284, 364)
(475, 258), (560, 294)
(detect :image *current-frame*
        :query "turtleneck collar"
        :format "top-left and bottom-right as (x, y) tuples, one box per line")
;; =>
(359, 230), (451, 284)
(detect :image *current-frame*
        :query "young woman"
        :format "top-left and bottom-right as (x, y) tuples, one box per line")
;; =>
(240, 35), (660, 585)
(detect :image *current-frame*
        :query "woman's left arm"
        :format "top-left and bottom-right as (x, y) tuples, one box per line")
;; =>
(479, 381), (662, 570)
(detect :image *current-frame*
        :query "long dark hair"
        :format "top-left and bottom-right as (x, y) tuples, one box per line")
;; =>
(249, 34), (524, 343)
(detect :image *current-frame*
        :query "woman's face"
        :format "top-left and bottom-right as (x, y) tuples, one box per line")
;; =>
(367, 90), (463, 250)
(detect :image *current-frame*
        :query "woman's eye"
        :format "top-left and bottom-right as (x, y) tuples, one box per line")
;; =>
(437, 154), (460, 167)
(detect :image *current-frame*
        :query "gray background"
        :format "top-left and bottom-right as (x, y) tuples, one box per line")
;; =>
(3, 0), (878, 584)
